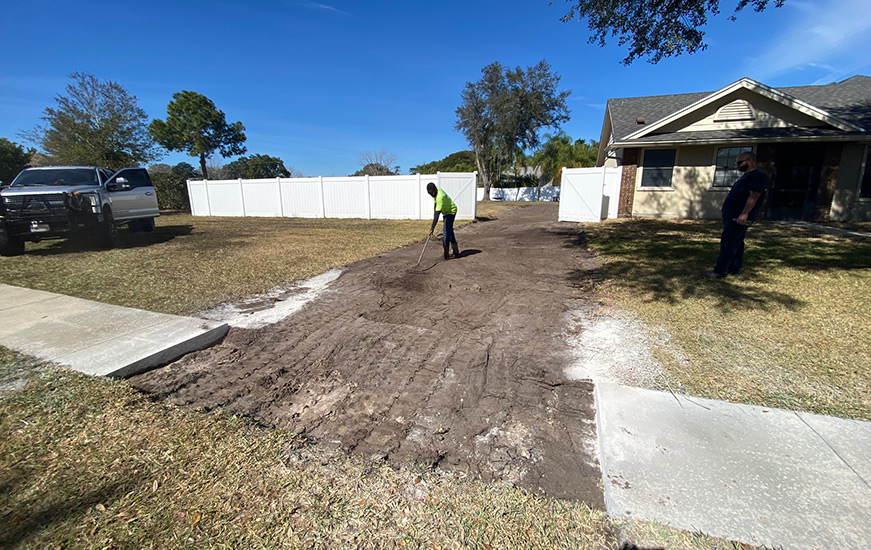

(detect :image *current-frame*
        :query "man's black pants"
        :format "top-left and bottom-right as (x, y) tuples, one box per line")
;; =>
(714, 219), (749, 275)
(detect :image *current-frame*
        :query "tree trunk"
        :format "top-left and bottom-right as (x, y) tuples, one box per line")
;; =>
(475, 148), (491, 201)
(199, 153), (209, 180)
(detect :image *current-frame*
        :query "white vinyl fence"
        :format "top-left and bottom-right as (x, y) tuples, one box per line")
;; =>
(187, 172), (478, 220)
(558, 167), (622, 223)
(476, 186), (560, 201)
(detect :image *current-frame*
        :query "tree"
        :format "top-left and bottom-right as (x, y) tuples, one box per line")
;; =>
(147, 162), (200, 211)
(224, 154), (300, 179)
(0, 138), (34, 184)
(411, 151), (477, 174)
(149, 91), (247, 179)
(556, 0), (785, 64)
(532, 133), (598, 195)
(23, 72), (161, 170)
(456, 61), (570, 200)
(353, 150), (399, 176)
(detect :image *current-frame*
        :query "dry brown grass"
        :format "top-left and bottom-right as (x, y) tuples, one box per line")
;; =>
(581, 218), (871, 420)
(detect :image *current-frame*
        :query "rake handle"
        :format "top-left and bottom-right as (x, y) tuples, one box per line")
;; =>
(416, 234), (431, 266)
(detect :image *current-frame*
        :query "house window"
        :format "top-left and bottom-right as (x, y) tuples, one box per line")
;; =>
(641, 149), (675, 187)
(713, 146), (753, 188)
(861, 147), (871, 199)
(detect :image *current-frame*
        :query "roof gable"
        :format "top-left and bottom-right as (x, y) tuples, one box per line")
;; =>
(623, 78), (862, 141)
(605, 75), (871, 147)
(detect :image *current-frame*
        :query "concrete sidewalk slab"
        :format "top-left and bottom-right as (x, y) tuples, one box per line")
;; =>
(596, 382), (871, 549)
(0, 284), (229, 378)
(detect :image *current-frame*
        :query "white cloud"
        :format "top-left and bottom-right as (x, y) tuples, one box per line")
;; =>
(293, 0), (353, 17)
(748, 0), (871, 80)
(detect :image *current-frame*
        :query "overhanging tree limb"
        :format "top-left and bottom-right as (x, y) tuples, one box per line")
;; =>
(555, 0), (785, 64)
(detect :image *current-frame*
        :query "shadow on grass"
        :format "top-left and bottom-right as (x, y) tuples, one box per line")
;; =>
(23, 224), (194, 257)
(556, 219), (871, 312)
(0, 476), (135, 547)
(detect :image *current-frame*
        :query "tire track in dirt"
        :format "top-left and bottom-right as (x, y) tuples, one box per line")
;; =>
(130, 204), (605, 506)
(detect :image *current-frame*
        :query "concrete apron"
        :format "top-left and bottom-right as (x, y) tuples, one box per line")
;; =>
(596, 382), (871, 550)
(0, 284), (228, 378)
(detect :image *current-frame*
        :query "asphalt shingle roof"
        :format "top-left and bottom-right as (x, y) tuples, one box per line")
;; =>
(608, 75), (871, 143)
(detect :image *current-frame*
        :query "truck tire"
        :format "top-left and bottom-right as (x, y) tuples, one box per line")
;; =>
(128, 218), (156, 233)
(95, 206), (119, 249)
(0, 235), (25, 256)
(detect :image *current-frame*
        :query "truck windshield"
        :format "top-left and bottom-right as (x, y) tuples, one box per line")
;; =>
(11, 169), (99, 187)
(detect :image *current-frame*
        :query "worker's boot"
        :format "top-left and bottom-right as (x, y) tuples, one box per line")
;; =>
(443, 246), (450, 260)
(451, 242), (460, 258)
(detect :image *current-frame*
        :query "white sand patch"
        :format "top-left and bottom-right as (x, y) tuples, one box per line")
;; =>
(563, 303), (674, 387)
(198, 269), (342, 329)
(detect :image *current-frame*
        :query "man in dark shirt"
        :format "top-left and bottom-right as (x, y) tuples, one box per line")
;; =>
(705, 151), (767, 278)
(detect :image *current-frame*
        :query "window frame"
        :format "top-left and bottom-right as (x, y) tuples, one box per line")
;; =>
(859, 145), (871, 200)
(711, 146), (754, 189)
(639, 148), (676, 189)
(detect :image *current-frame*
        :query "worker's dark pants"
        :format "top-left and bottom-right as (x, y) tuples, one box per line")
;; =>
(442, 214), (457, 247)
(714, 219), (749, 275)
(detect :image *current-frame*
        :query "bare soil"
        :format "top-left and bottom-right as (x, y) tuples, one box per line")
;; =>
(130, 204), (605, 506)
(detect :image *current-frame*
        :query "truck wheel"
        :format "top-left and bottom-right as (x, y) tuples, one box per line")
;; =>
(141, 217), (155, 232)
(95, 206), (119, 249)
(0, 235), (25, 256)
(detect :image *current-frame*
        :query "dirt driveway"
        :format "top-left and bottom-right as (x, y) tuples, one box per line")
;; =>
(130, 204), (604, 506)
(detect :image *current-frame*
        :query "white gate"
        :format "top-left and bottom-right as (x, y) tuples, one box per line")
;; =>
(558, 167), (622, 222)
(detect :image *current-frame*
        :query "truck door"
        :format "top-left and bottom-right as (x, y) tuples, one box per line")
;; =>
(106, 168), (159, 221)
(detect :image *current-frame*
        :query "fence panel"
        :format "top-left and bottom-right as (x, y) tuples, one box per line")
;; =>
(187, 181), (210, 216)
(558, 167), (623, 223)
(242, 179), (283, 217)
(370, 175), (420, 219)
(435, 172), (477, 220)
(281, 178), (323, 218)
(205, 180), (245, 217)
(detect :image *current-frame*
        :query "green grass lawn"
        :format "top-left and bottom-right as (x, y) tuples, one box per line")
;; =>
(581, 218), (871, 421)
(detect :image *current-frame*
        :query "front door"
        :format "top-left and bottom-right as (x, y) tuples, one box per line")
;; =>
(767, 145), (824, 221)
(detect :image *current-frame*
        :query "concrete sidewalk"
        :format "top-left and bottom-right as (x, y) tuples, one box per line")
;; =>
(597, 382), (871, 550)
(0, 284), (229, 377)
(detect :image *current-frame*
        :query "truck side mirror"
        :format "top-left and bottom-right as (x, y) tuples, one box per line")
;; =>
(107, 177), (131, 191)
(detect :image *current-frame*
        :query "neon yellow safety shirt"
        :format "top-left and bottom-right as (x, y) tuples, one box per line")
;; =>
(434, 188), (458, 215)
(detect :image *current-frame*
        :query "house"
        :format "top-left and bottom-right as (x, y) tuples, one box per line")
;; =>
(597, 76), (871, 221)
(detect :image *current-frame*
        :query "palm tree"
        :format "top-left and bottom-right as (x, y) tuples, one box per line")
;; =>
(531, 133), (599, 199)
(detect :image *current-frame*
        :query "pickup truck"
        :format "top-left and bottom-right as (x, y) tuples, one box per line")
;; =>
(0, 166), (159, 256)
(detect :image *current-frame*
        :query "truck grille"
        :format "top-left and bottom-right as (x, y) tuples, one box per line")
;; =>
(3, 194), (69, 219)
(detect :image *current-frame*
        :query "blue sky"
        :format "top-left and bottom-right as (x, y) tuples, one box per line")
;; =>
(2, 0), (870, 176)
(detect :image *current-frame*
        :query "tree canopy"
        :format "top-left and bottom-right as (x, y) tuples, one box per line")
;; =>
(24, 72), (161, 170)
(0, 138), (34, 184)
(410, 151), (477, 174)
(556, 0), (786, 64)
(224, 154), (299, 179)
(149, 91), (247, 179)
(455, 60), (570, 199)
(352, 150), (400, 176)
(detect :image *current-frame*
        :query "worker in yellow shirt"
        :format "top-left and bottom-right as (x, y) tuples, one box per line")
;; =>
(426, 182), (460, 260)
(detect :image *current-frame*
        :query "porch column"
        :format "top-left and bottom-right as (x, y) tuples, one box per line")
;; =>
(618, 148), (638, 218)
(812, 143), (842, 222)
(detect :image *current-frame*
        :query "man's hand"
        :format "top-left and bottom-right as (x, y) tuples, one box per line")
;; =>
(428, 228), (434, 236)
(736, 213), (749, 225)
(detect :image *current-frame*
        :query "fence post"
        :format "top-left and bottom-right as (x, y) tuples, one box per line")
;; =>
(365, 175), (371, 219)
(277, 177), (285, 217)
(238, 178), (246, 217)
(417, 173), (422, 220)
(318, 176), (326, 218)
(202, 179), (212, 216)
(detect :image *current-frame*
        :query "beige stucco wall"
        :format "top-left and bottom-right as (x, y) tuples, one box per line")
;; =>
(631, 145), (735, 219)
(831, 143), (871, 221)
